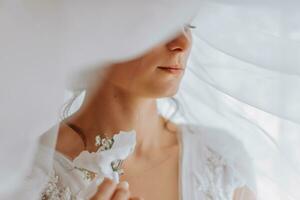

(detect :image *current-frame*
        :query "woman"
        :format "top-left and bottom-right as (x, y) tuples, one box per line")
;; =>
(1, 1), (299, 199)
(38, 24), (256, 200)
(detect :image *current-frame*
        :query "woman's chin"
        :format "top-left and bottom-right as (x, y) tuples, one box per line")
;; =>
(152, 86), (180, 98)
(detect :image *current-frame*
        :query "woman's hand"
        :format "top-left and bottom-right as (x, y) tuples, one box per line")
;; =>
(91, 178), (144, 200)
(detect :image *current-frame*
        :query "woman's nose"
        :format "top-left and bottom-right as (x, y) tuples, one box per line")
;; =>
(166, 31), (191, 53)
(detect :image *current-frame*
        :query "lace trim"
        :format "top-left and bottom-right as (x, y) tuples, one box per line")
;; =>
(41, 170), (75, 200)
(197, 146), (234, 200)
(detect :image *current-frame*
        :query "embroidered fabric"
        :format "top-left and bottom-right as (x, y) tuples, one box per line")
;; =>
(198, 146), (244, 200)
(184, 124), (253, 200)
(38, 124), (249, 200)
(41, 170), (74, 200)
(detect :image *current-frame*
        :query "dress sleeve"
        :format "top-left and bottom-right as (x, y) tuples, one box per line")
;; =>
(202, 126), (256, 194)
(188, 124), (257, 199)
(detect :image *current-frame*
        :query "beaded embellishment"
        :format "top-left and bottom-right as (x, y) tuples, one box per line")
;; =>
(41, 170), (74, 200)
(41, 133), (131, 199)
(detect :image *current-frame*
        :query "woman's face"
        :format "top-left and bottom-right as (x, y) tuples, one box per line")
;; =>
(102, 26), (193, 98)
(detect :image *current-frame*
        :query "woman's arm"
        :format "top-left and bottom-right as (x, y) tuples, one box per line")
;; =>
(233, 187), (257, 200)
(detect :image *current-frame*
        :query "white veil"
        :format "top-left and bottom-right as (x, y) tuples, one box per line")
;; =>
(1, 0), (299, 199)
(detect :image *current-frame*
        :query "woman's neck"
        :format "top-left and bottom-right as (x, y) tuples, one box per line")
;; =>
(67, 83), (177, 155)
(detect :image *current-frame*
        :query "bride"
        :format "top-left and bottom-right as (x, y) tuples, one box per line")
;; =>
(40, 24), (256, 200)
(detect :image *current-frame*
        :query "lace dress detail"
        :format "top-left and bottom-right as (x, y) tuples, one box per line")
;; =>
(194, 146), (245, 200)
(36, 124), (249, 200)
(41, 170), (75, 200)
(200, 147), (226, 199)
(181, 124), (251, 200)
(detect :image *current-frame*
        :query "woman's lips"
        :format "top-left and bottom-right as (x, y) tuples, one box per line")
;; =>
(157, 66), (184, 75)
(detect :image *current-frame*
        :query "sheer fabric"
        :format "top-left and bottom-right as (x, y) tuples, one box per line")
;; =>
(0, 1), (299, 199)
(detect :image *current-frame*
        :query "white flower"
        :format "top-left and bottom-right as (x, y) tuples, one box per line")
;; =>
(73, 130), (136, 180)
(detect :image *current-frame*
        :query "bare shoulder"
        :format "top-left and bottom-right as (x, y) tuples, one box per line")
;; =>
(54, 121), (85, 159)
(160, 115), (178, 130)
(233, 186), (257, 200)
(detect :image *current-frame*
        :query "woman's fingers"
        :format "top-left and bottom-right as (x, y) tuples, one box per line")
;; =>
(91, 177), (117, 200)
(111, 181), (130, 200)
(91, 178), (143, 200)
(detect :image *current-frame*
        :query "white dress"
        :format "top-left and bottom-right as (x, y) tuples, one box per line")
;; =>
(37, 123), (253, 200)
